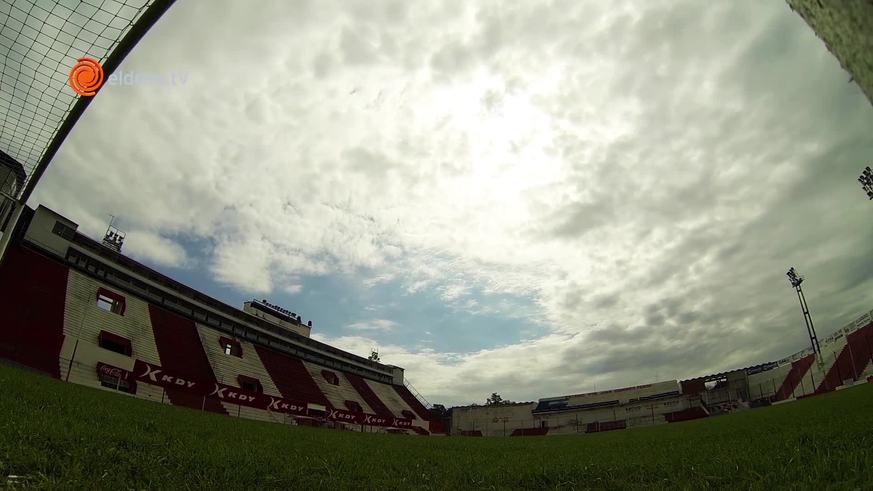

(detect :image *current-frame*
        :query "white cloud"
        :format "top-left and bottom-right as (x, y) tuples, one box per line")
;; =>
(122, 230), (188, 268)
(283, 284), (303, 295)
(440, 283), (469, 301)
(346, 319), (399, 332)
(210, 236), (274, 294)
(314, 331), (698, 407)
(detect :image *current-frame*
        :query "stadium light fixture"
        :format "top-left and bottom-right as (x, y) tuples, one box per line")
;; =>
(786, 267), (802, 287)
(859, 166), (873, 200)
(786, 267), (821, 361)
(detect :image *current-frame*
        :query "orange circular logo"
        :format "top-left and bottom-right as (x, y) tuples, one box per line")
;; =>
(69, 57), (104, 96)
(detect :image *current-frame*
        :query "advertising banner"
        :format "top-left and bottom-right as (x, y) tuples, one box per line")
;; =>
(129, 360), (412, 427)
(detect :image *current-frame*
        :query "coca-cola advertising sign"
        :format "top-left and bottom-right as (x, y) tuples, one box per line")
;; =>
(96, 362), (130, 381)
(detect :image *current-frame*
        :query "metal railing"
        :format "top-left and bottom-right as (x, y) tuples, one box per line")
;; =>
(404, 379), (431, 409)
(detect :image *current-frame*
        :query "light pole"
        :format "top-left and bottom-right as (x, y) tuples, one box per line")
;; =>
(786, 267), (822, 361)
(496, 416), (509, 437)
(859, 166), (873, 200)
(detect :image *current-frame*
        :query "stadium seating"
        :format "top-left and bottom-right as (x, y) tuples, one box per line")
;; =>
(3, 206), (872, 439)
(345, 372), (395, 418)
(304, 361), (375, 414)
(393, 384), (432, 420)
(0, 239), (436, 433)
(747, 312), (873, 402)
(149, 305), (227, 415)
(254, 345), (333, 408)
(0, 246), (67, 377)
(773, 354), (816, 401)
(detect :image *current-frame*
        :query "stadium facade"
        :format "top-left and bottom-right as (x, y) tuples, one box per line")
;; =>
(0, 204), (441, 435)
(450, 310), (873, 436)
(1, 203), (871, 438)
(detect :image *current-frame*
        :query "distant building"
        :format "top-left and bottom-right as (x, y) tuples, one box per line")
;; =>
(0, 150), (25, 198)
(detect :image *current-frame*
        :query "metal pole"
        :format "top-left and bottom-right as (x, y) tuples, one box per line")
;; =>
(848, 340), (858, 381)
(796, 285), (822, 359)
(0, 200), (24, 268)
(65, 339), (79, 382)
(865, 332), (873, 366)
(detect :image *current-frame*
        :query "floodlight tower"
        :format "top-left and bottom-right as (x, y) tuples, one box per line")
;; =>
(101, 215), (126, 253)
(786, 267), (821, 360)
(859, 166), (873, 200)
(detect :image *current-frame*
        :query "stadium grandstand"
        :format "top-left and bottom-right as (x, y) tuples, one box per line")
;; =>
(0, 204), (442, 434)
(1, 0), (872, 487)
(0, 0), (871, 441)
(6, 203), (867, 437)
(449, 312), (873, 437)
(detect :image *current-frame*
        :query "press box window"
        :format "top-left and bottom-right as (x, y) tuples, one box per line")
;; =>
(219, 337), (242, 357)
(95, 288), (126, 315)
(51, 220), (76, 240)
(98, 330), (132, 356)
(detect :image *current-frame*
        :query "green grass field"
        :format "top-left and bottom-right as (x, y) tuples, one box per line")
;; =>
(1, 364), (872, 490)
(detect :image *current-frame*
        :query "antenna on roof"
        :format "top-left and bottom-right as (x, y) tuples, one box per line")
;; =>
(101, 214), (125, 253)
(368, 347), (380, 362)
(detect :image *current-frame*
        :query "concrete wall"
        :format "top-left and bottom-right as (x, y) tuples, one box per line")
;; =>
(786, 0), (873, 105)
(451, 396), (695, 437)
(451, 403), (538, 436)
(60, 269), (167, 404)
(24, 205), (76, 258)
(564, 380), (681, 406)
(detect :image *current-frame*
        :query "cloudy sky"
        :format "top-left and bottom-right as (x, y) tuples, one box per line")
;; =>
(27, 0), (873, 406)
